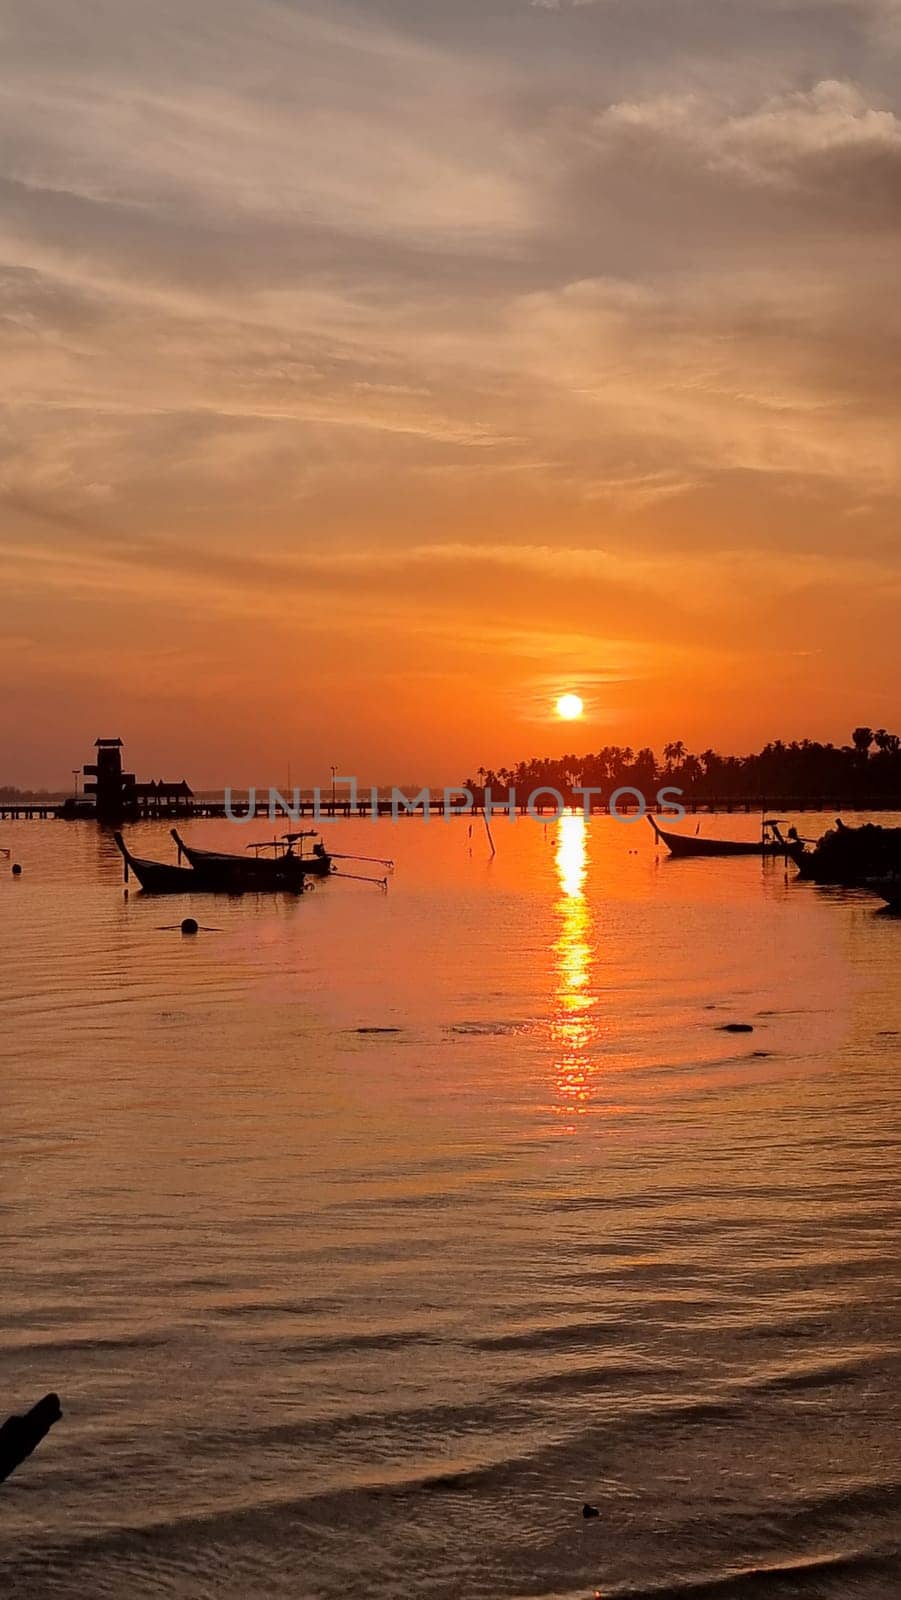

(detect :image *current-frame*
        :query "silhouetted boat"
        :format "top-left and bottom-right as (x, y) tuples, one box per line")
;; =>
(770, 825), (817, 876)
(865, 876), (901, 911)
(115, 832), (212, 894)
(649, 816), (784, 858)
(114, 832), (307, 895)
(171, 828), (332, 880)
(772, 820), (901, 884)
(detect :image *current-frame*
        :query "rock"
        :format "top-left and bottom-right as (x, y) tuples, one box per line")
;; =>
(0, 1393), (62, 1484)
(720, 1022), (753, 1033)
(582, 1502), (600, 1519)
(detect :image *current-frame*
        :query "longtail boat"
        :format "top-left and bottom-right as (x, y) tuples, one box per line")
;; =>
(649, 815), (784, 858)
(115, 832), (306, 895)
(772, 820), (901, 885)
(115, 832), (214, 894)
(864, 876), (901, 911)
(171, 828), (332, 881)
(769, 824), (815, 876)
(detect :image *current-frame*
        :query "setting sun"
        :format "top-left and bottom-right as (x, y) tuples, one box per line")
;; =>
(556, 693), (584, 721)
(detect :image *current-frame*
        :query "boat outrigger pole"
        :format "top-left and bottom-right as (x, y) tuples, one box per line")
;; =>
(327, 852), (395, 870)
(330, 869), (389, 890)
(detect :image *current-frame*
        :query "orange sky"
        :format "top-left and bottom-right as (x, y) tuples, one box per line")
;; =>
(2, 1), (900, 786)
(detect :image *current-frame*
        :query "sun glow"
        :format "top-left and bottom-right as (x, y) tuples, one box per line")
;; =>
(556, 693), (584, 721)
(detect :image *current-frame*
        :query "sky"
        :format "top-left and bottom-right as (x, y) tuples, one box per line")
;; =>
(2, 0), (900, 786)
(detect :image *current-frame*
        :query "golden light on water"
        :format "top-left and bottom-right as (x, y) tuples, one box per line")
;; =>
(555, 692), (584, 721)
(551, 814), (597, 1124)
(556, 812), (588, 900)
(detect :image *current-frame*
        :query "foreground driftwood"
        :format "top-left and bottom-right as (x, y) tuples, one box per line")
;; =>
(0, 1394), (62, 1484)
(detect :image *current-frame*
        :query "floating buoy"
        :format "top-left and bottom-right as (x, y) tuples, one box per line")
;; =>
(582, 1502), (600, 1519)
(181, 917), (199, 936)
(720, 1022), (754, 1033)
(11, 863), (22, 876)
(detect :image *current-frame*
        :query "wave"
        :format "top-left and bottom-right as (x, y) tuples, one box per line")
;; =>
(604, 1546), (897, 1598)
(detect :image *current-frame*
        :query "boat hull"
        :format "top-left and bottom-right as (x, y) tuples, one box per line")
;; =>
(649, 817), (781, 858)
(865, 876), (901, 910)
(171, 830), (331, 883)
(773, 822), (901, 885)
(115, 833), (306, 895)
(769, 830), (811, 873)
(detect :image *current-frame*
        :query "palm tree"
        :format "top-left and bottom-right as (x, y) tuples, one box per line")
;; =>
(663, 740), (686, 773)
(852, 727), (874, 758)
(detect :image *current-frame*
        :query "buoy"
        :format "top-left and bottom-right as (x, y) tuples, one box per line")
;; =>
(720, 1022), (753, 1033)
(181, 917), (199, 936)
(582, 1502), (600, 1519)
(11, 863), (22, 876)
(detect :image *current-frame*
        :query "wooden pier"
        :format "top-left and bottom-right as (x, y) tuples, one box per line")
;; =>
(188, 794), (901, 820)
(0, 801), (61, 820)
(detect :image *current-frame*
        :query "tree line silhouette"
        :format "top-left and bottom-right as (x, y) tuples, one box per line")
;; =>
(0, 785), (61, 801)
(464, 728), (901, 804)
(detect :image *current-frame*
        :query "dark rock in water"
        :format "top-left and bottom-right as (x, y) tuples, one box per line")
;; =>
(11, 863), (22, 876)
(0, 1393), (62, 1483)
(181, 917), (199, 936)
(582, 1502), (600, 1519)
(356, 1026), (400, 1034)
(720, 1022), (754, 1033)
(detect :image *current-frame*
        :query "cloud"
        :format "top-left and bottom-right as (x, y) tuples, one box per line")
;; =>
(594, 79), (901, 202)
(0, 0), (535, 248)
(532, 0), (901, 19)
(501, 266), (901, 490)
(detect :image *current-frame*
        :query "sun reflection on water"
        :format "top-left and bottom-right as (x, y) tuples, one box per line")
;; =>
(551, 814), (597, 1125)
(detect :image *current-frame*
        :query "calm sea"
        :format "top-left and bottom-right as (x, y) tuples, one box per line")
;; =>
(1, 814), (899, 1599)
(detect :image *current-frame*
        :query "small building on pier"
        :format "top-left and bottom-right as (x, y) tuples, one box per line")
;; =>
(80, 738), (194, 823)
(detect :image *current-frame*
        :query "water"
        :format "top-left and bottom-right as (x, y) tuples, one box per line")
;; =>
(1, 814), (899, 1598)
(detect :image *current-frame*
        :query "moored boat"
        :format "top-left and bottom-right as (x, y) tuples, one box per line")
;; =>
(114, 832), (307, 895)
(171, 828), (332, 882)
(864, 876), (901, 911)
(281, 832), (333, 877)
(772, 820), (901, 885)
(649, 816), (784, 858)
(769, 825), (810, 874)
(114, 832), (215, 894)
